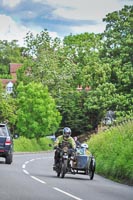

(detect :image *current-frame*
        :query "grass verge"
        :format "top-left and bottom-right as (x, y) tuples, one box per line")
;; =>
(14, 136), (53, 152)
(88, 121), (133, 186)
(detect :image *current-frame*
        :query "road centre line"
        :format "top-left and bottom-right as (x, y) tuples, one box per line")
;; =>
(29, 159), (35, 162)
(53, 187), (83, 200)
(22, 157), (83, 200)
(31, 176), (46, 184)
(23, 169), (29, 175)
(22, 164), (26, 169)
(25, 161), (30, 164)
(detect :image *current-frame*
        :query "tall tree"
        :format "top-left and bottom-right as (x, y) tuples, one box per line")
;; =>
(0, 81), (17, 130)
(0, 40), (26, 74)
(101, 5), (133, 117)
(16, 82), (62, 139)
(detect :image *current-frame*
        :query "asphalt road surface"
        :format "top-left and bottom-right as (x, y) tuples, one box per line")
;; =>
(0, 151), (132, 200)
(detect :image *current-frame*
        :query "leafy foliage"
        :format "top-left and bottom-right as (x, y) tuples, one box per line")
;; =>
(88, 121), (133, 185)
(0, 40), (26, 73)
(101, 5), (133, 113)
(16, 82), (62, 139)
(0, 6), (132, 135)
(14, 136), (53, 152)
(0, 82), (17, 129)
(0, 73), (12, 79)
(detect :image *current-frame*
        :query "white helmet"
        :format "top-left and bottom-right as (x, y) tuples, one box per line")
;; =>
(81, 143), (88, 149)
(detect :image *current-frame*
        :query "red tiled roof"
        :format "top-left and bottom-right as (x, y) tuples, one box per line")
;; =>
(0, 63), (22, 89)
(0, 79), (16, 87)
(10, 63), (22, 73)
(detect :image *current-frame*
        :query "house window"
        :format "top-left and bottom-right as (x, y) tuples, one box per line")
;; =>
(7, 87), (13, 92)
(6, 82), (13, 94)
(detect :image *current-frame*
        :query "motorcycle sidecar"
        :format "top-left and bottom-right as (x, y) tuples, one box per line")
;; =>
(71, 154), (96, 180)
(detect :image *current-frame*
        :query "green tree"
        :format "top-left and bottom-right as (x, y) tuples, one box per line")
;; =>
(101, 5), (133, 117)
(0, 40), (26, 74)
(63, 33), (103, 86)
(17, 31), (110, 133)
(17, 30), (60, 89)
(60, 33), (106, 132)
(0, 81), (17, 130)
(16, 10), (133, 135)
(17, 30), (82, 133)
(16, 82), (62, 139)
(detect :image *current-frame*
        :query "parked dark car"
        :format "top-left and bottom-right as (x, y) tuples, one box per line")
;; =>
(0, 123), (13, 164)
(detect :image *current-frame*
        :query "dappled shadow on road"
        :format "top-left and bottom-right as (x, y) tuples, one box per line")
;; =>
(64, 176), (93, 181)
(31, 172), (94, 181)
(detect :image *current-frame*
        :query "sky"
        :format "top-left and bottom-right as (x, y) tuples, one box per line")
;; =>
(0, 0), (132, 46)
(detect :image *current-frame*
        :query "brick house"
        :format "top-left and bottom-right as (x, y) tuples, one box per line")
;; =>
(0, 63), (22, 94)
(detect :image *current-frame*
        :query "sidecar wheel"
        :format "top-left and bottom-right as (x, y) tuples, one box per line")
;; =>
(89, 159), (96, 180)
(89, 168), (95, 180)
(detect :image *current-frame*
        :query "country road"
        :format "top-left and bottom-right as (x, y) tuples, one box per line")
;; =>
(0, 151), (132, 200)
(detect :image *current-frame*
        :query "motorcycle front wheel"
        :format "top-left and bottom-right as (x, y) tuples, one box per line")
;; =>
(57, 171), (60, 177)
(61, 160), (67, 178)
(56, 163), (61, 177)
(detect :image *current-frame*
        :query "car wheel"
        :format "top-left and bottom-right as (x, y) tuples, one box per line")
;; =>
(5, 153), (13, 164)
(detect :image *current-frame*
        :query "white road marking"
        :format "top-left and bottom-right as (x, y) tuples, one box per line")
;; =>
(22, 164), (26, 169)
(31, 176), (46, 184)
(53, 187), (83, 200)
(22, 156), (82, 200)
(30, 159), (35, 162)
(23, 169), (29, 175)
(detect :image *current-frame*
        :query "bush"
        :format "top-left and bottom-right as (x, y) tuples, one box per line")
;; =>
(88, 121), (133, 185)
(37, 137), (53, 151)
(14, 136), (53, 152)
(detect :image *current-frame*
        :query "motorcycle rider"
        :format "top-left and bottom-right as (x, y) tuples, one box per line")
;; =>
(53, 127), (76, 169)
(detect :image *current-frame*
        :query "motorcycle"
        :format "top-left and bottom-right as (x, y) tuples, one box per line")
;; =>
(54, 141), (75, 178)
(53, 142), (96, 179)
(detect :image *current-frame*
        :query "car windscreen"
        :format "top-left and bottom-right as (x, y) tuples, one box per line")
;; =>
(0, 127), (7, 136)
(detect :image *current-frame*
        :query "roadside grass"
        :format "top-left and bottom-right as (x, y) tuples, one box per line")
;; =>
(88, 121), (133, 185)
(14, 136), (53, 152)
